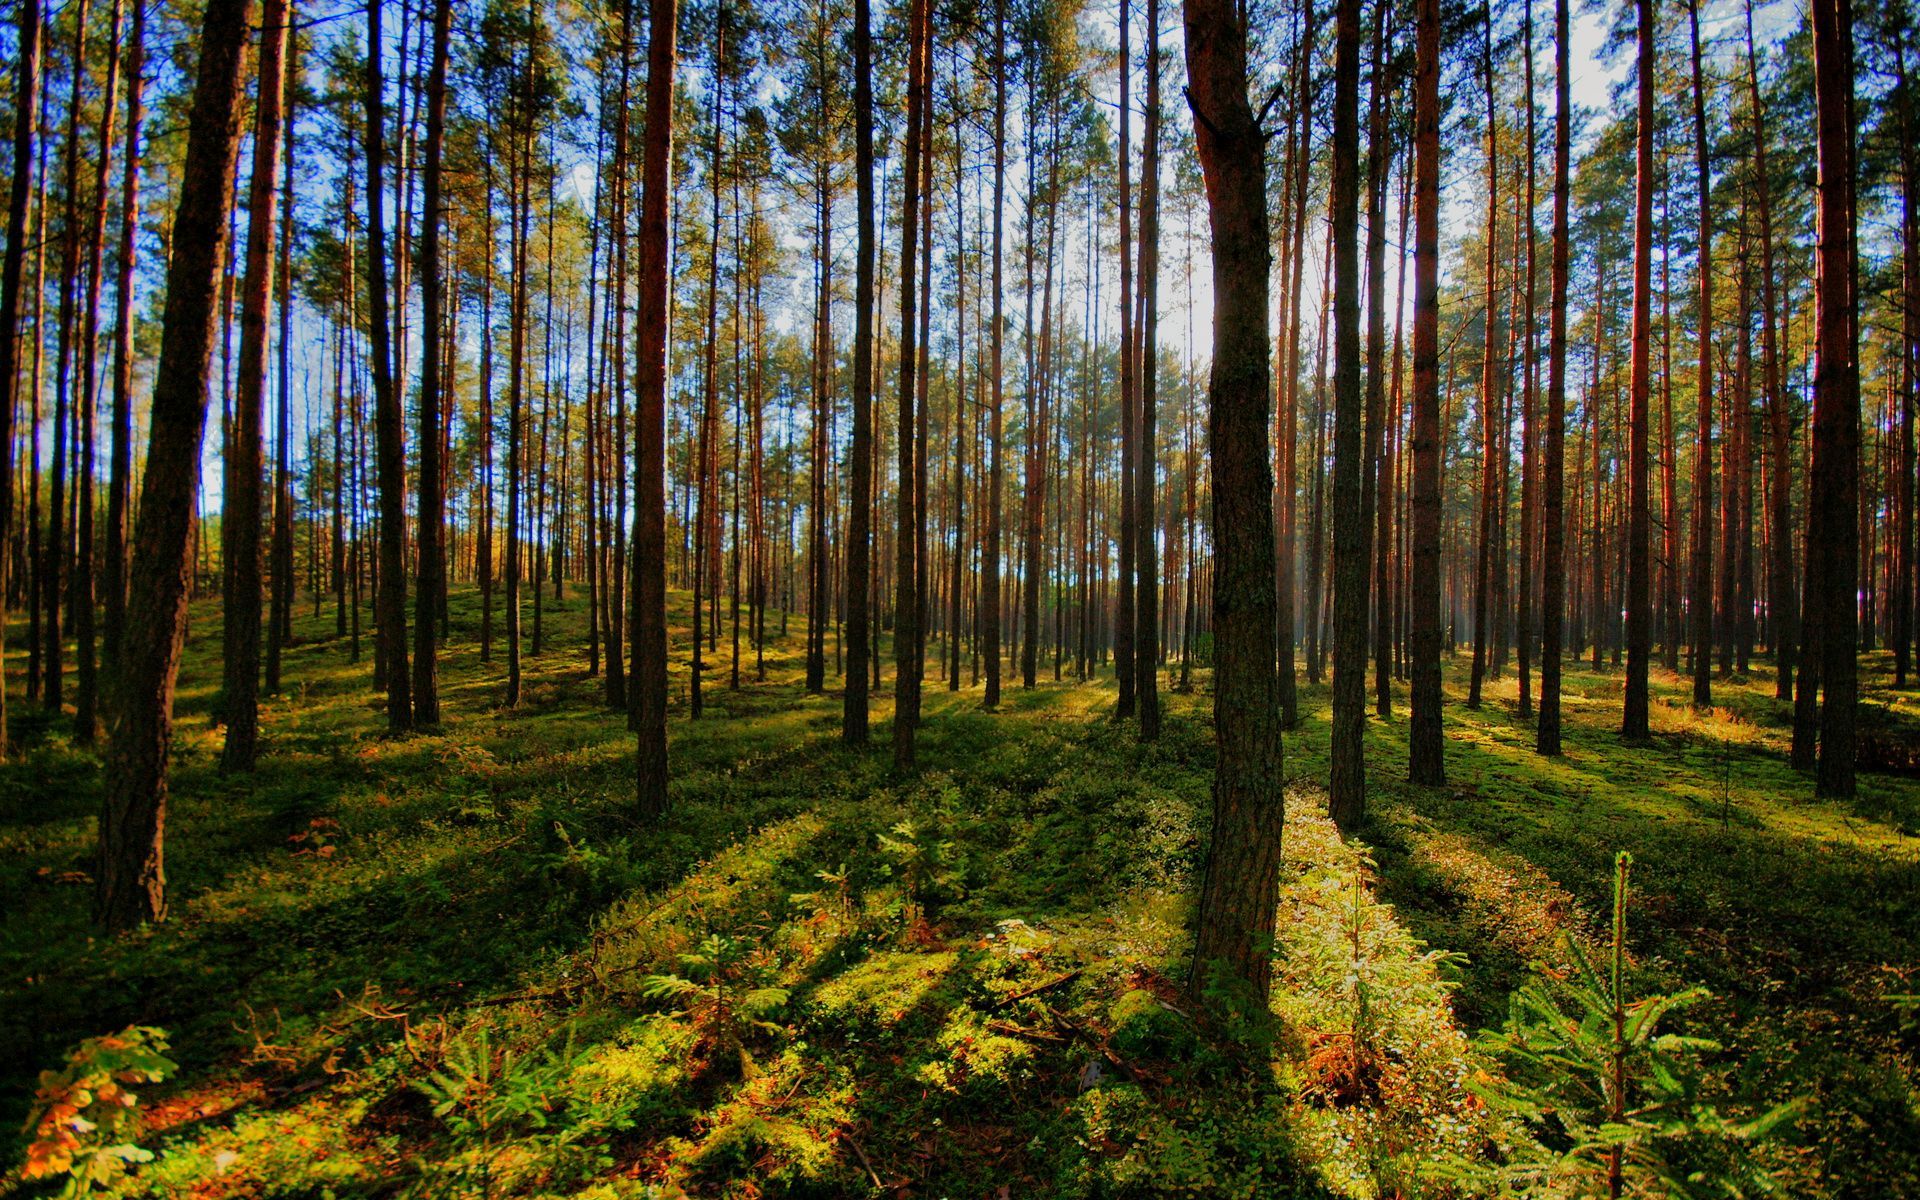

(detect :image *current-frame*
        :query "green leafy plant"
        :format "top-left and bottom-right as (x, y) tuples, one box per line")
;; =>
(876, 819), (967, 914)
(411, 1023), (594, 1195)
(1448, 852), (1804, 1198)
(641, 934), (790, 1078)
(19, 1025), (177, 1197)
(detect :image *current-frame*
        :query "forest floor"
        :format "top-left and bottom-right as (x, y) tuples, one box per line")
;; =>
(2, 585), (1917, 1198)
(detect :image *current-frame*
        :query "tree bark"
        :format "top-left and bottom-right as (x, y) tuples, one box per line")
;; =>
(844, 0), (875, 742)
(367, 0), (412, 731)
(1408, 0), (1445, 784)
(1622, 0), (1655, 740)
(0, 0), (42, 759)
(95, 0), (252, 931)
(220, 0), (290, 769)
(1183, 0), (1284, 1007)
(1327, 0), (1366, 825)
(413, 0), (451, 726)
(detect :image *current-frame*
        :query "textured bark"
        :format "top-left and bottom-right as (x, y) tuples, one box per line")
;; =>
(1805, 0), (1857, 798)
(413, 0), (451, 726)
(1116, 0), (1136, 717)
(266, 35), (295, 695)
(1748, 0), (1793, 700)
(844, 0), (874, 743)
(1688, 0), (1715, 709)
(95, 0), (252, 931)
(220, 0), (290, 770)
(1538, 0), (1570, 756)
(367, 0), (413, 731)
(1183, 0), (1283, 1006)
(894, 0), (929, 769)
(632, 0), (677, 814)
(0, 0), (42, 759)
(1407, 0), (1445, 784)
(1468, 15), (1500, 712)
(1327, 0), (1366, 827)
(1622, 0), (1655, 740)
(1516, 0), (1539, 717)
(1136, 0), (1162, 740)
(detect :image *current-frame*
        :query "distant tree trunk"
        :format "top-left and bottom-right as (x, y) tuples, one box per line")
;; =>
(1136, 0), (1162, 740)
(1622, 0), (1655, 741)
(1407, 0), (1445, 784)
(982, 0), (1006, 711)
(220, 0), (290, 769)
(412, 0), (450, 726)
(1116, 0), (1136, 719)
(0, 0), (42, 758)
(266, 36), (296, 695)
(1894, 25), (1916, 689)
(73, 0), (126, 745)
(893, 0), (928, 768)
(1327, 0), (1366, 826)
(1688, 0), (1715, 709)
(1804, 0), (1857, 798)
(632, 0), (677, 814)
(1516, 0), (1539, 717)
(367, 0), (412, 731)
(844, 0), (874, 743)
(95, 0), (252, 932)
(1748, 0), (1793, 701)
(806, 153), (831, 693)
(1468, 11), (1500, 712)
(1183, 0), (1284, 1007)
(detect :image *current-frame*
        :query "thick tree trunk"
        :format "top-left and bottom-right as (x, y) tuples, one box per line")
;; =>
(95, 0), (252, 932)
(220, 0), (290, 769)
(1327, 0), (1366, 826)
(632, 0), (677, 813)
(1805, 0), (1857, 798)
(1183, 0), (1283, 1007)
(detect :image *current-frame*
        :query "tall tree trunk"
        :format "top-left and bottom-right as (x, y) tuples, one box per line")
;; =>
(982, 0), (1006, 710)
(1327, 0), (1366, 826)
(95, 0), (252, 931)
(893, 0), (928, 768)
(266, 34), (296, 694)
(1116, 0), (1136, 718)
(1746, 0), (1794, 700)
(1516, 0), (1539, 717)
(1136, 0), (1162, 739)
(1622, 0), (1655, 740)
(0, 0), (42, 758)
(413, 0), (450, 725)
(632, 0), (677, 813)
(1688, 0), (1715, 709)
(1183, 0), (1283, 1007)
(1468, 10), (1501, 711)
(844, 0), (874, 742)
(1407, 0), (1445, 784)
(367, 0), (412, 730)
(220, 0), (290, 769)
(1805, 0), (1857, 798)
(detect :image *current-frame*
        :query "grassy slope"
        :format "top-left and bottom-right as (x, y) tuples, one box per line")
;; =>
(0, 585), (1915, 1197)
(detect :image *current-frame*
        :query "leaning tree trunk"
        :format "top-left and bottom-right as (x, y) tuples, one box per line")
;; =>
(95, 0), (253, 932)
(1183, 0), (1284, 1008)
(221, 0), (290, 771)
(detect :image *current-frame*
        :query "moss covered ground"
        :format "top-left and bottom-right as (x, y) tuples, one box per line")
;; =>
(1, 586), (1915, 1197)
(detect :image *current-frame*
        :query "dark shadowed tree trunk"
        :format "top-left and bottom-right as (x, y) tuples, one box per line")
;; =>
(413, 0), (451, 726)
(894, 0), (929, 769)
(95, 0), (252, 931)
(367, 0), (412, 731)
(1622, 0), (1654, 741)
(1327, 0), (1366, 826)
(1136, 0), (1162, 740)
(1183, 0), (1284, 1007)
(0, 0), (43, 760)
(1804, 0), (1857, 798)
(844, 0), (874, 743)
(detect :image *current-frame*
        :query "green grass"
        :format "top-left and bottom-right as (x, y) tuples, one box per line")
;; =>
(1, 584), (1915, 1197)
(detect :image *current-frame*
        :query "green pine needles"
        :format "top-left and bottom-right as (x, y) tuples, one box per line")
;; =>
(1443, 852), (1805, 1198)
